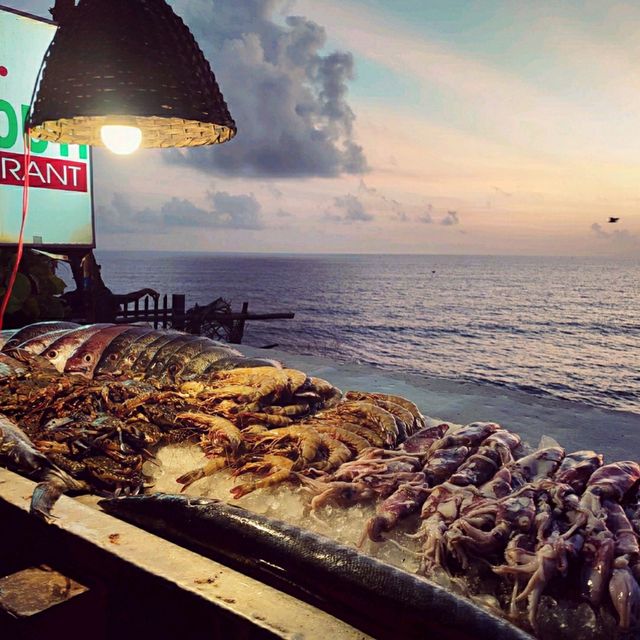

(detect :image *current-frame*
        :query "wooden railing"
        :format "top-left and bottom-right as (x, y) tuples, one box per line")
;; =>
(113, 294), (294, 344)
(115, 294), (185, 330)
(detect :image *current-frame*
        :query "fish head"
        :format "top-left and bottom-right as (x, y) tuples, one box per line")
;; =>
(64, 347), (98, 377)
(96, 350), (125, 374)
(43, 344), (72, 372)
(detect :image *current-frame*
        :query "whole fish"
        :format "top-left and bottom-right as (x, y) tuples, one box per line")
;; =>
(155, 337), (223, 382)
(100, 494), (530, 640)
(64, 325), (136, 377)
(142, 335), (198, 378)
(104, 329), (167, 374)
(179, 347), (244, 378)
(3, 321), (80, 351)
(94, 326), (156, 375)
(128, 332), (183, 373)
(203, 356), (280, 373)
(12, 328), (74, 355)
(42, 324), (113, 372)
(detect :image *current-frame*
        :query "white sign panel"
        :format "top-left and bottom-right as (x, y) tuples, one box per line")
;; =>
(0, 6), (94, 247)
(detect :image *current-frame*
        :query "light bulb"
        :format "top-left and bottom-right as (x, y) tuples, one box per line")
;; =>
(100, 125), (142, 155)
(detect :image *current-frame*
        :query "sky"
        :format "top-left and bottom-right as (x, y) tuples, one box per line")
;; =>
(3, 0), (640, 255)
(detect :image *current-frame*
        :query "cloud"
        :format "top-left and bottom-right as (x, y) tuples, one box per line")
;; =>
(265, 183), (283, 199)
(441, 210), (460, 226)
(275, 208), (294, 218)
(166, 0), (367, 178)
(358, 178), (378, 195)
(590, 222), (640, 249)
(97, 191), (264, 234)
(325, 194), (373, 223)
(418, 212), (433, 224)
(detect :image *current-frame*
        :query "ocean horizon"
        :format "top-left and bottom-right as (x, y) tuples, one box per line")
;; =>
(78, 250), (639, 416)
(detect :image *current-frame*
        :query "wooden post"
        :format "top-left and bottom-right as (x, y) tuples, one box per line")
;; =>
(172, 294), (185, 331)
(230, 301), (249, 344)
(162, 294), (168, 329)
(153, 295), (159, 329)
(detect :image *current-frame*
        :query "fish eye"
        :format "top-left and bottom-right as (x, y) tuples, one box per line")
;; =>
(47, 350), (57, 359)
(84, 354), (92, 363)
(109, 354), (118, 361)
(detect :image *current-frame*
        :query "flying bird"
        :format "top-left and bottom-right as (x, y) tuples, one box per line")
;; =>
(608, 217), (620, 223)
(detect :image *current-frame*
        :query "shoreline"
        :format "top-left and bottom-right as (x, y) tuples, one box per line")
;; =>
(238, 343), (640, 463)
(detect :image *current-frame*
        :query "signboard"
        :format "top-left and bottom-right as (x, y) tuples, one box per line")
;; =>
(0, 6), (94, 248)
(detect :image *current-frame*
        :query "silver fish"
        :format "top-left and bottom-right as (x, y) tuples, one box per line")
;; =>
(3, 321), (80, 351)
(43, 324), (113, 372)
(13, 328), (75, 355)
(93, 326), (156, 375)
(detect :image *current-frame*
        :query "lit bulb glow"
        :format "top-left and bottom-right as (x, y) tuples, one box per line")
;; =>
(100, 125), (142, 155)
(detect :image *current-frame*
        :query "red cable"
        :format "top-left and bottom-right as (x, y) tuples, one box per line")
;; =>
(0, 131), (31, 331)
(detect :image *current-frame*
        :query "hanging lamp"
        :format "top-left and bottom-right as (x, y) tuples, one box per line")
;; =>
(27, 0), (236, 151)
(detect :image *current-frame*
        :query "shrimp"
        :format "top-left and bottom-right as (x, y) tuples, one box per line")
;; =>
(311, 435), (352, 472)
(237, 412), (293, 428)
(335, 401), (400, 446)
(175, 412), (242, 453)
(251, 426), (322, 465)
(231, 454), (295, 498)
(176, 456), (230, 491)
(312, 425), (372, 455)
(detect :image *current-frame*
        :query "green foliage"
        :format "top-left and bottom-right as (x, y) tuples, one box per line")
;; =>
(0, 249), (70, 328)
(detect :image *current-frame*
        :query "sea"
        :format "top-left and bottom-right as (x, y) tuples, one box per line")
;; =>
(87, 252), (639, 415)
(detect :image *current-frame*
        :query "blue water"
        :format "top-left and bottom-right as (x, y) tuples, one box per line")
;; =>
(89, 252), (639, 414)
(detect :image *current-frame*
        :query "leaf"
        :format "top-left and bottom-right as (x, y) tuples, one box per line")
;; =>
(49, 276), (67, 295)
(10, 273), (31, 304)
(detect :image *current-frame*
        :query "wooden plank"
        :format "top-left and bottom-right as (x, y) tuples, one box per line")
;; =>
(153, 295), (159, 329)
(0, 469), (370, 640)
(229, 302), (249, 344)
(0, 566), (88, 618)
(172, 294), (185, 331)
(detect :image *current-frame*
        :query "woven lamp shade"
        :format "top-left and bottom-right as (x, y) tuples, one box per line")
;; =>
(27, 0), (236, 148)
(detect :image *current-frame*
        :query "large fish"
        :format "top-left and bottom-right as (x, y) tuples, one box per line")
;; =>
(13, 328), (75, 355)
(3, 321), (80, 351)
(93, 326), (156, 375)
(100, 494), (530, 640)
(64, 325), (136, 377)
(203, 355), (281, 373)
(127, 332), (182, 374)
(141, 335), (197, 377)
(154, 337), (225, 382)
(102, 329), (166, 375)
(178, 347), (244, 379)
(42, 324), (113, 372)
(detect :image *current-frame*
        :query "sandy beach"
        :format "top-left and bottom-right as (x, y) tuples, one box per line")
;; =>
(238, 344), (640, 464)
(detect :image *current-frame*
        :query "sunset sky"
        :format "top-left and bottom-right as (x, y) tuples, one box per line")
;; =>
(5, 0), (640, 255)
